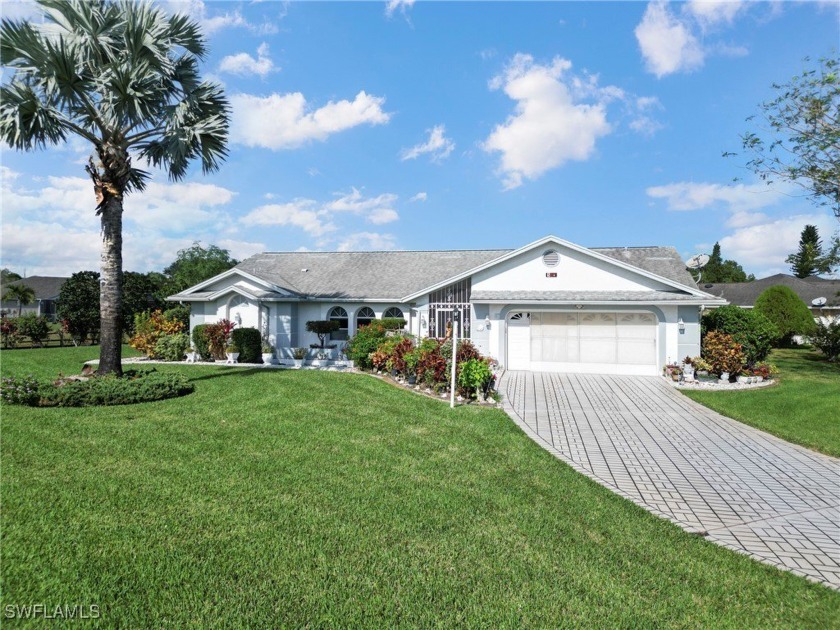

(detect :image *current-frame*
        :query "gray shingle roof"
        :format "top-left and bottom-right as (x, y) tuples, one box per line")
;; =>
(471, 290), (704, 302)
(4, 276), (67, 300)
(702, 274), (840, 307)
(235, 250), (510, 300)
(592, 247), (698, 288)
(229, 245), (698, 301)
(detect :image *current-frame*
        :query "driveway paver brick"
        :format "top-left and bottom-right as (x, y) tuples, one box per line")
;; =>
(498, 371), (840, 589)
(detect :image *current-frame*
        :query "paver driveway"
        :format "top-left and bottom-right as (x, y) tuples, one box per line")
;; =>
(498, 371), (840, 589)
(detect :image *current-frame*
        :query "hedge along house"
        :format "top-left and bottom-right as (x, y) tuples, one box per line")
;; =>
(167, 236), (726, 375)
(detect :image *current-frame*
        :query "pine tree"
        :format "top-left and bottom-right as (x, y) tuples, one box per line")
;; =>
(786, 225), (827, 278)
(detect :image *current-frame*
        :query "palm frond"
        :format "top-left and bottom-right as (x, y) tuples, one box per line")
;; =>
(0, 82), (67, 149)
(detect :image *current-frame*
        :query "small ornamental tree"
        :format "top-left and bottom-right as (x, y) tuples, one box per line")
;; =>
(306, 320), (339, 349)
(701, 305), (778, 363)
(57, 271), (101, 345)
(1, 318), (19, 349)
(754, 285), (816, 346)
(346, 321), (388, 369)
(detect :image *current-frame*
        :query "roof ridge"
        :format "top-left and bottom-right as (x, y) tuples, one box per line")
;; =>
(253, 248), (513, 254)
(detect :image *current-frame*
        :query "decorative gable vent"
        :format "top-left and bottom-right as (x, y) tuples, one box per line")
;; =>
(542, 249), (560, 267)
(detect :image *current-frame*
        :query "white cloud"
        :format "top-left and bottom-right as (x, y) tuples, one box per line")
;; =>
(0, 0), (41, 21)
(400, 125), (455, 162)
(482, 54), (612, 189)
(686, 0), (746, 28)
(646, 181), (786, 213)
(241, 200), (336, 236)
(719, 214), (837, 273)
(337, 232), (398, 251)
(240, 188), (401, 237)
(161, 0), (279, 36)
(231, 91), (391, 150)
(0, 167), (244, 274)
(635, 2), (705, 78)
(409, 192), (427, 203)
(629, 96), (665, 135)
(385, 0), (415, 18)
(219, 43), (276, 78)
(325, 188), (400, 224)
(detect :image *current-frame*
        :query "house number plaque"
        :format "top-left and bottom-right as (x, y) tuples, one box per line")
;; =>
(545, 272), (557, 278)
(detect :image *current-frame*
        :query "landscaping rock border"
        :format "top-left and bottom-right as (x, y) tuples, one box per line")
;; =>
(668, 377), (777, 391)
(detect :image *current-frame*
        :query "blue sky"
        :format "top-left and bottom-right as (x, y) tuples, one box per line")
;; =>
(1, 0), (838, 277)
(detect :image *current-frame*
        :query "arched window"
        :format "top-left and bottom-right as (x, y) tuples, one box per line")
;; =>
(356, 306), (376, 329)
(328, 306), (349, 340)
(383, 307), (404, 320)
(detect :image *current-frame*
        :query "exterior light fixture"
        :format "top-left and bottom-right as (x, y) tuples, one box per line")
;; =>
(484, 315), (491, 330)
(575, 304), (583, 310)
(678, 317), (685, 333)
(235, 313), (242, 326)
(421, 316), (427, 329)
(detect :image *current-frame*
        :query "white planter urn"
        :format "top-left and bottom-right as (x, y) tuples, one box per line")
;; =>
(737, 375), (749, 384)
(720, 372), (730, 382)
(225, 352), (239, 364)
(185, 351), (198, 363)
(262, 353), (275, 365)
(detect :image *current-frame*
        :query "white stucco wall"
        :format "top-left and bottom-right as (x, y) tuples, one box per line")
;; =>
(472, 245), (675, 293)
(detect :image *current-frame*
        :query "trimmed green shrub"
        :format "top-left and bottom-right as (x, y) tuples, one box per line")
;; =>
(3, 370), (193, 407)
(347, 321), (388, 369)
(810, 319), (840, 361)
(380, 317), (406, 331)
(702, 305), (778, 363)
(231, 327), (262, 363)
(154, 333), (191, 361)
(191, 324), (212, 361)
(16, 314), (50, 346)
(754, 285), (817, 346)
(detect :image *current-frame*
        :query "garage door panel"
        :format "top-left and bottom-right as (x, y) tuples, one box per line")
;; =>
(508, 310), (657, 374)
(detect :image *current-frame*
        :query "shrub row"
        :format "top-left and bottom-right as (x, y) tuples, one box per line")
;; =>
(0, 315), (52, 348)
(1, 370), (194, 407)
(347, 323), (495, 399)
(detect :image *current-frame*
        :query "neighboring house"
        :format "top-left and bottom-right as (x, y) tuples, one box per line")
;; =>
(702, 274), (840, 322)
(168, 235), (726, 375)
(0, 276), (67, 321)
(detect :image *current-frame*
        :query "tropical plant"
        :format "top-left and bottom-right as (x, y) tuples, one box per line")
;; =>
(2, 284), (36, 316)
(128, 310), (185, 357)
(57, 271), (101, 345)
(17, 314), (50, 346)
(754, 285), (816, 346)
(701, 305), (778, 363)
(458, 358), (493, 398)
(0, 0), (230, 374)
(306, 320), (340, 349)
(0, 318), (19, 349)
(809, 318), (840, 361)
(162, 305), (191, 331)
(702, 331), (745, 377)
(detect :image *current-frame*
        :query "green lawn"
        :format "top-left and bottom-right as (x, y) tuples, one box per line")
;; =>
(682, 349), (840, 458)
(1, 348), (838, 628)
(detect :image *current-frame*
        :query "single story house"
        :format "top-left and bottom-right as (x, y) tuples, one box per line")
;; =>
(702, 274), (840, 322)
(0, 276), (67, 320)
(168, 236), (726, 375)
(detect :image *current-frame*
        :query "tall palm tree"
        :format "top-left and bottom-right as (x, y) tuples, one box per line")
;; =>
(3, 284), (36, 317)
(0, 0), (229, 374)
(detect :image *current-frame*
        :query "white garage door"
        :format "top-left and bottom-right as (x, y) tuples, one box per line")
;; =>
(506, 311), (658, 375)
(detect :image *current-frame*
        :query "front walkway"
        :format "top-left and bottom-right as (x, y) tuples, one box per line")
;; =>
(498, 371), (840, 589)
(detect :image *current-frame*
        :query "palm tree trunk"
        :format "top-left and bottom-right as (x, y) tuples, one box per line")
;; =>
(98, 195), (123, 376)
